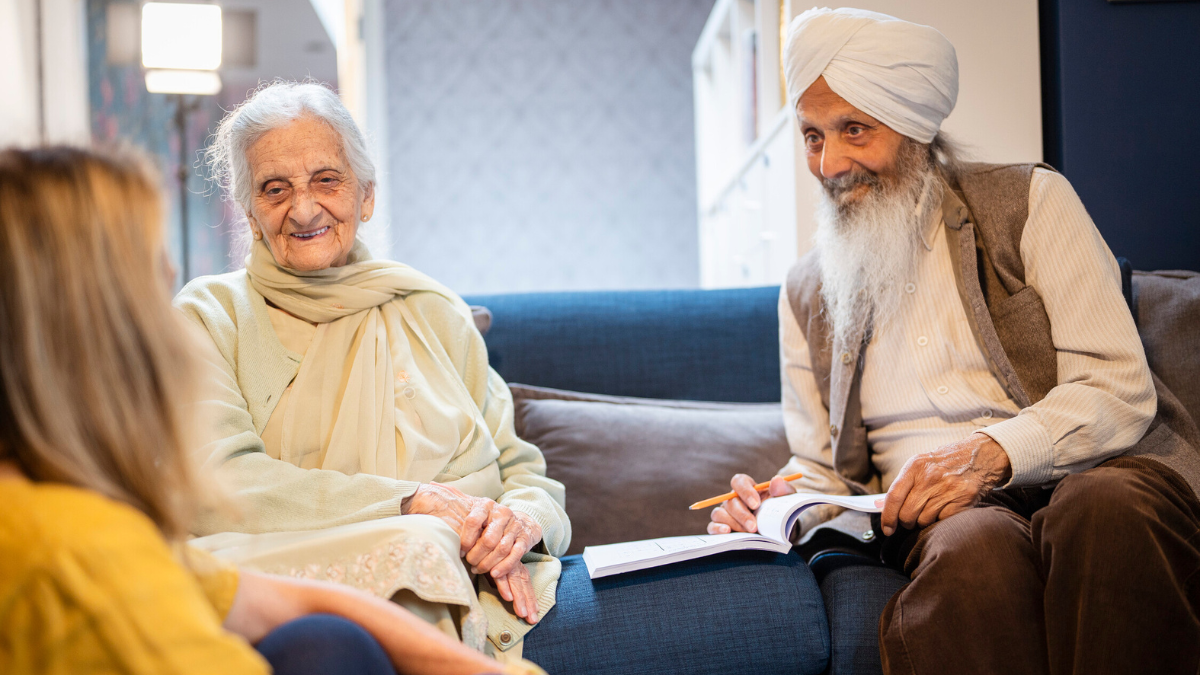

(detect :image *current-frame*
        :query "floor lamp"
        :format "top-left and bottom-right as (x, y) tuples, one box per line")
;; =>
(141, 2), (223, 284)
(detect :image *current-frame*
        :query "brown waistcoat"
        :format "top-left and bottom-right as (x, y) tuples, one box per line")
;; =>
(785, 162), (1200, 497)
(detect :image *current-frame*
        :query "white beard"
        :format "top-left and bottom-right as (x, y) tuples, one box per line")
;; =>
(814, 150), (942, 345)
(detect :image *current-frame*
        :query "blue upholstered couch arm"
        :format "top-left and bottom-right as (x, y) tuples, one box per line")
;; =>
(462, 286), (783, 403)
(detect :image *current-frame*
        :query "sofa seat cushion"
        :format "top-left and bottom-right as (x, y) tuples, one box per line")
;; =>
(523, 552), (831, 675)
(818, 564), (909, 675)
(510, 385), (792, 556)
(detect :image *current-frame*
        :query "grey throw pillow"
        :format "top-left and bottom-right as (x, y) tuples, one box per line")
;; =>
(469, 305), (492, 336)
(1134, 270), (1200, 425)
(510, 384), (791, 556)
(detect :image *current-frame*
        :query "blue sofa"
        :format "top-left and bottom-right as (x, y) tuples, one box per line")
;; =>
(466, 268), (1200, 674)
(464, 286), (906, 675)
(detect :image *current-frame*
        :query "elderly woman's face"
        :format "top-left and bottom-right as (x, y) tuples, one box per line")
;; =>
(245, 116), (374, 271)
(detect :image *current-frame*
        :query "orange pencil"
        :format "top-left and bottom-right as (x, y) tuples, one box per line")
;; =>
(688, 471), (805, 510)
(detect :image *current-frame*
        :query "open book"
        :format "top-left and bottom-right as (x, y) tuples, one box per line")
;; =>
(582, 492), (885, 579)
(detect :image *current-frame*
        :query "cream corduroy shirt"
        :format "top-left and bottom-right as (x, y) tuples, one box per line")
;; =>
(777, 169), (1156, 515)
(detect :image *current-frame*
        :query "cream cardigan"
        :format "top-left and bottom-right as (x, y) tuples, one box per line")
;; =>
(175, 270), (570, 652)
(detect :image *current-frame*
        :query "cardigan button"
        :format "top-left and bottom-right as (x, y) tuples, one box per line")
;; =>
(830, 424), (839, 437)
(841, 352), (851, 365)
(499, 630), (514, 646)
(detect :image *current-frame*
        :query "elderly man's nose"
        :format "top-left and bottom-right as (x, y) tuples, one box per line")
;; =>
(820, 145), (853, 180)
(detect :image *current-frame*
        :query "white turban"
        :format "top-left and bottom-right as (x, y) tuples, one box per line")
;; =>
(784, 7), (958, 144)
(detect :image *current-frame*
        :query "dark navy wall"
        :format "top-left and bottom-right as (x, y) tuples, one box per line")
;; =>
(1040, 0), (1200, 271)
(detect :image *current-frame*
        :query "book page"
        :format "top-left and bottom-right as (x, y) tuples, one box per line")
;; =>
(583, 533), (782, 578)
(581, 492), (886, 579)
(755, 492), (886, 542)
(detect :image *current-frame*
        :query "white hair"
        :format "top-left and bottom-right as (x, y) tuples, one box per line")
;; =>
(814, 136), (945, 344)
(206, 81), (375, 217)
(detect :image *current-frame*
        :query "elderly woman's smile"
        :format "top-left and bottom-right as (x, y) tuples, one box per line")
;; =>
(246, 115), (374, 271)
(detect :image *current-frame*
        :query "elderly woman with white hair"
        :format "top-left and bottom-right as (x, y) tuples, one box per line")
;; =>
(176, 82), (565, 668)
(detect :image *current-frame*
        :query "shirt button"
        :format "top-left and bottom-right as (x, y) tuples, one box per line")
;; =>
(936, 386), (949, 395)
(841, 352), (852, 365)
(403, 387), (417, 399)
(830, 424), (839, 437)
(862, 530), (875, 541)
(905, 283), (916, 294)
(981, 409), (994, 419)
(499, 630), (514, 646)
(917, 336), (929, 347)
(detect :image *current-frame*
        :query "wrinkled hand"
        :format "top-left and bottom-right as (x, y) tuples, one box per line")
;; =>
(404, 485), (543, 623)
(880, 432), (1012, 536)
(402, 482), (497, 553)
(462, 506), (542, 579)
(707, 473), (798, 534)
(492, 561), (540, 624)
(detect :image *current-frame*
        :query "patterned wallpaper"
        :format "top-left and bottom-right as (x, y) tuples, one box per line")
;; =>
(384, 0), (715, 294)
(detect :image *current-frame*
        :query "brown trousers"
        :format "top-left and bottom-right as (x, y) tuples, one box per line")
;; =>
(877, 457), (1200, 675)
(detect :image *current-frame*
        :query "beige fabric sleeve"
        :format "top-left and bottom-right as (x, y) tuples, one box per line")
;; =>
(777, 287), (853, 535)
(185, 319), (417, 537)
(408, 293), (571, 558)
(980, 169), (1156, 486)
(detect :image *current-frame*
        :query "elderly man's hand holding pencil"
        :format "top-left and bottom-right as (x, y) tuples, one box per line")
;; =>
(705, 472), (804, 534)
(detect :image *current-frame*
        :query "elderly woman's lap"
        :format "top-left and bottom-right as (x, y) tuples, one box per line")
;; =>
(522, 550), (830, 675)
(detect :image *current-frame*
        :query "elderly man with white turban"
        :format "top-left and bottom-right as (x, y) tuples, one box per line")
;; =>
(710, 7), (1200, 675)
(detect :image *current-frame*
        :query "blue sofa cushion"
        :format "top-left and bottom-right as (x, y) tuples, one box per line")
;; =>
(462, 287), (782, 403)
(523, 552), (831, 675)
(818, 565), (909, 675)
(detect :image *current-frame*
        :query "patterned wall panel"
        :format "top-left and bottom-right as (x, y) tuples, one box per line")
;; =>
(384, 0), (714, 294)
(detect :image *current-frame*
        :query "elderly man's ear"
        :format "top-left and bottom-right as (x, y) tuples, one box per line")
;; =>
(360, 182), (375, 223)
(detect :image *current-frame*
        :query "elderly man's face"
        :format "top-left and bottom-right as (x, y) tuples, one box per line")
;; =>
(797, 77), (907, 205)
(245, 115), (374, 271)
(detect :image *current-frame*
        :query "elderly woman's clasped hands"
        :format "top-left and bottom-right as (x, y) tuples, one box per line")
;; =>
(404, 483), (543, 622)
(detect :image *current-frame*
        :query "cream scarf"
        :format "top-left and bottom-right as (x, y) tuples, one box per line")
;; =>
(246, 238), (485, 482)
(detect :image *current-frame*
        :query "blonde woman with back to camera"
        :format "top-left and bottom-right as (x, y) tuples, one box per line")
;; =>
(0, 146), (518, 675)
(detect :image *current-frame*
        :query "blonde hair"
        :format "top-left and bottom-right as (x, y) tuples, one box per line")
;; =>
(0, 146), (200, 538)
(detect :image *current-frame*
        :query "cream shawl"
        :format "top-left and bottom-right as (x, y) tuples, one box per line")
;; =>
(246, 238), (492, 487)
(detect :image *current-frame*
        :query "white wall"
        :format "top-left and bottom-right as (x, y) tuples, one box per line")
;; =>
(821, 0), (1044, 164)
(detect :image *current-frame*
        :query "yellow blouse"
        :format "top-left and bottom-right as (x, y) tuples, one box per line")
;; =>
(0, 476), (268, 675)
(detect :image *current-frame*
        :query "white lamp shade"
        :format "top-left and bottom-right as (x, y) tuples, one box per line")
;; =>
(141, 3), (222, 70)
(145, 69), (223, 95)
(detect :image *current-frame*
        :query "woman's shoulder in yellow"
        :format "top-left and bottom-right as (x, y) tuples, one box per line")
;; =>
(0, 478), (269, 675)
(0, 477), (163, 560)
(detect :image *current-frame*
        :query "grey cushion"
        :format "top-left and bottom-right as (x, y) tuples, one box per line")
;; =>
(510, 384), (791, 556)
(1133, 270), (1200, 425)
(469, 305), (492, 336)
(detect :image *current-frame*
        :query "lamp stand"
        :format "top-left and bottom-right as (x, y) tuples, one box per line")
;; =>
(173, 93), (201, 282)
